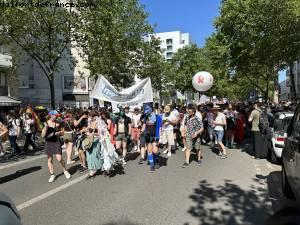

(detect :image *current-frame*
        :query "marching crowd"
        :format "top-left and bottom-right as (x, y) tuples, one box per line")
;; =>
(0, 101), (293, 183)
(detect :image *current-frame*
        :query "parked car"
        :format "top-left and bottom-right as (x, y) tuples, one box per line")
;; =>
(268, 112), (294, 163)
(282, 106), (300, 200)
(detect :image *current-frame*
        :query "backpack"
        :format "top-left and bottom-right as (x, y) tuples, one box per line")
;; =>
(226, 117), (236, 129)
(259, 110), (269, 135)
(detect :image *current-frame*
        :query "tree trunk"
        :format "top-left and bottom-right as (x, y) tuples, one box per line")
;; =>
(48, 78), (55, 109)
(289, 62), (297, 103)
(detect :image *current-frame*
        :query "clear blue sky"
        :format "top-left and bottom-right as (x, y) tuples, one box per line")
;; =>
(139, 0), (221, 47)
(139, 0), (286, 81)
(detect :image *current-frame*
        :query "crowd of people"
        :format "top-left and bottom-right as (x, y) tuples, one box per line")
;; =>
(0, 101), (294, 183)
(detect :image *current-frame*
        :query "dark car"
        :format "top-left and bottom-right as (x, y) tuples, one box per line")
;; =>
(281, 105), (300, 200)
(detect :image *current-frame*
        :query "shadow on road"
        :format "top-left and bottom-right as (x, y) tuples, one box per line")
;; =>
(0, 166), (42, 184)
(0, 148), (44, 164)
(187, 179), (271, 225)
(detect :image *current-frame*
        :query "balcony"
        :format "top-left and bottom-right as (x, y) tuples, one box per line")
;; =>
(0, 53), (12, 68)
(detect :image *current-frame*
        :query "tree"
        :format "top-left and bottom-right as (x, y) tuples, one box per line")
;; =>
(0, 1), (77, 108)
(77, 0), (155, 89)
(214, 0), (300, 102)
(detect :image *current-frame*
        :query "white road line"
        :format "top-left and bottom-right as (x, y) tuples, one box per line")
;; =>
(0, 150), (66, 171)
(266, 163), (274, 170)
(17, 174), (86, 211)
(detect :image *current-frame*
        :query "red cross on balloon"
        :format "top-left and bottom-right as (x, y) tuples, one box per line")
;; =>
(197, 76), (204, 84)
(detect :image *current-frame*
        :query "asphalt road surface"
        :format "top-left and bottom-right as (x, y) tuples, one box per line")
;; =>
(0, 143), (294, 225)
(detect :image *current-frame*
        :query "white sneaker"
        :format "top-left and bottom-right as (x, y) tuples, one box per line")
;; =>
(64, 171), (71, 179)
(48, 174), (56, 183)
(0, 152), (4, 157)
(167, 152), (171, 157)
(182, 147), (186, 152)
(163, 149), (168, 154)
(122, 159), (127, 165)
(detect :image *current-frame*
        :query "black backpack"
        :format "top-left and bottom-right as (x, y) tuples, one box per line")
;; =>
(259, 110), (269, 135)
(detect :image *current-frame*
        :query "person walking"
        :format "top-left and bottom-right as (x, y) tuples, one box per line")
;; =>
(22, 113), (37, 153)
(182, 105), (204, 168)
(212, 105), (228, 159)
(131, 107), (141, 152)
(62, 111), (75, 165)
(161, 105), (176, 157)
(0, 120), (8, 157)
(114, 110), (132, 165)
(224, 104), (236, 148)
(7, 111), (21, 156)
(42, 112), (71, 183)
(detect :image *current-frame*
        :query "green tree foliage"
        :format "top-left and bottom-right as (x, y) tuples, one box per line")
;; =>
(0, 1), (76, 108)
(214, 0), (300, 102)
(76, 0), (163, 89)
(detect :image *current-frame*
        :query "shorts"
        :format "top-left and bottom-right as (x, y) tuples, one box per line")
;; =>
(186, 136), (201, 151)
(160, 131), (175, 145)
(207, 125), (214, 136)
(131, 128), (141, 141)
(145, 135), (156, 144)
(116, 133), (127, 142)
(214, 130), (224, 142)
(140, 134), (146, 147)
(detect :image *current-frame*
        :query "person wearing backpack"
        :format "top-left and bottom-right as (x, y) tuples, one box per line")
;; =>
(249, 102), (268, 159)
(22, 113), (37, 153)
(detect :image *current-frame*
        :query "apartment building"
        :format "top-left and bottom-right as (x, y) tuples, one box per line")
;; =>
(0, 45), (21, 107)
(145, 31), (191, 61)
(286, 59), (300, 99)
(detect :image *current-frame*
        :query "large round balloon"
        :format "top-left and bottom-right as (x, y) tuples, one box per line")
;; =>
(192, 71), (214, 92)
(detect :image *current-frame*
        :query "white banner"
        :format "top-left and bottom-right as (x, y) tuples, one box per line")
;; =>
(90, 75), (153, 106)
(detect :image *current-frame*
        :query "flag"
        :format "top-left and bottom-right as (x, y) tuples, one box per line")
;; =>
(26, 106), (43, 132)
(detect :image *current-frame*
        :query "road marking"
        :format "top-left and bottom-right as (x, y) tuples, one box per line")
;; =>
(266, 163), (274, 170)
(0, 150), (66, 171)
(17, 174), (86, 211)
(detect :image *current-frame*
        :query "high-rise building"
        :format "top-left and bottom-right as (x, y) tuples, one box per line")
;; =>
(144, 31), (191, 61)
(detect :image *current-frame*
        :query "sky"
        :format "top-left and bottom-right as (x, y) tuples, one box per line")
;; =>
(139, 0), (286, 82)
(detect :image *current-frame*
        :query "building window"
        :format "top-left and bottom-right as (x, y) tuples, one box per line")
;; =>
(181, 40), (185, 44)
(63, 75), (88, 93)
(0, 72), (6, 86)
(166, 52), (173, 59)
(167, 45), (173, 51)
(19, 75), (29, 88)
(166, 39), (173, 45)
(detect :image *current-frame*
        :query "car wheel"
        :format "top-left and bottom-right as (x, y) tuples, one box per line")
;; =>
(281, 164), (295, 199)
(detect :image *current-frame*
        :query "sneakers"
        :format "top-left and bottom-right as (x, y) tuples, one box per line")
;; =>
(122, 158), (127, 165)
(167, 152), (171, 157)
(150, 165), (155, 172)
(197, 160), (202, 165)
(79, 166), (87, 173)
(182, 162), (189, 168)
(138, 158), (144, 164)
(220, 155), (228, 159)
(0, 152), (4, 157)
(217, 152), (223, 157)
(182, 147), (186, 152)
(48, 174), (56, 183)
(163, 149), (168, 154)
(64, 171), (71, 179)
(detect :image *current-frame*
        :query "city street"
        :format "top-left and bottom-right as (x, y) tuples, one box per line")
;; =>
(0, 144), (291, 225)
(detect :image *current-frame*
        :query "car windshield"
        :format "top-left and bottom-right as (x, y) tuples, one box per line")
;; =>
(273, 116), (293, 132)
(283, 117), (293, 132)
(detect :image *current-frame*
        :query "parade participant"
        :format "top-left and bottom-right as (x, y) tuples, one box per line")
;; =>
(206, 105), (215, 146)
(74, 111), (89, 173)
(155, 106), (163, 146)
(234, 108), (246, 146)
(131, 107), (142, 152)
(98, 110), (119, 177)
(138, 114), (147, 164)
(161, 105), (175, 157)
(84, 111), (103, 179)
(224, 103), (236, 148)
(62, 110), (75, 165)
(114, 109), (132, 165)
(7, 111), (21, 156)
(144, 105), (158, 172)
(0, 119), (8, 157)
(182, 104), (204, 168)
(179, 106), (187, 151)
(212, 105), (228, 159)
(22, 113), (37, 153)
(42, 111), (71, 183)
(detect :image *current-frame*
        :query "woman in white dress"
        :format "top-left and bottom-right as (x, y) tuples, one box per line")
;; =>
(98, 110), (119, 177)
